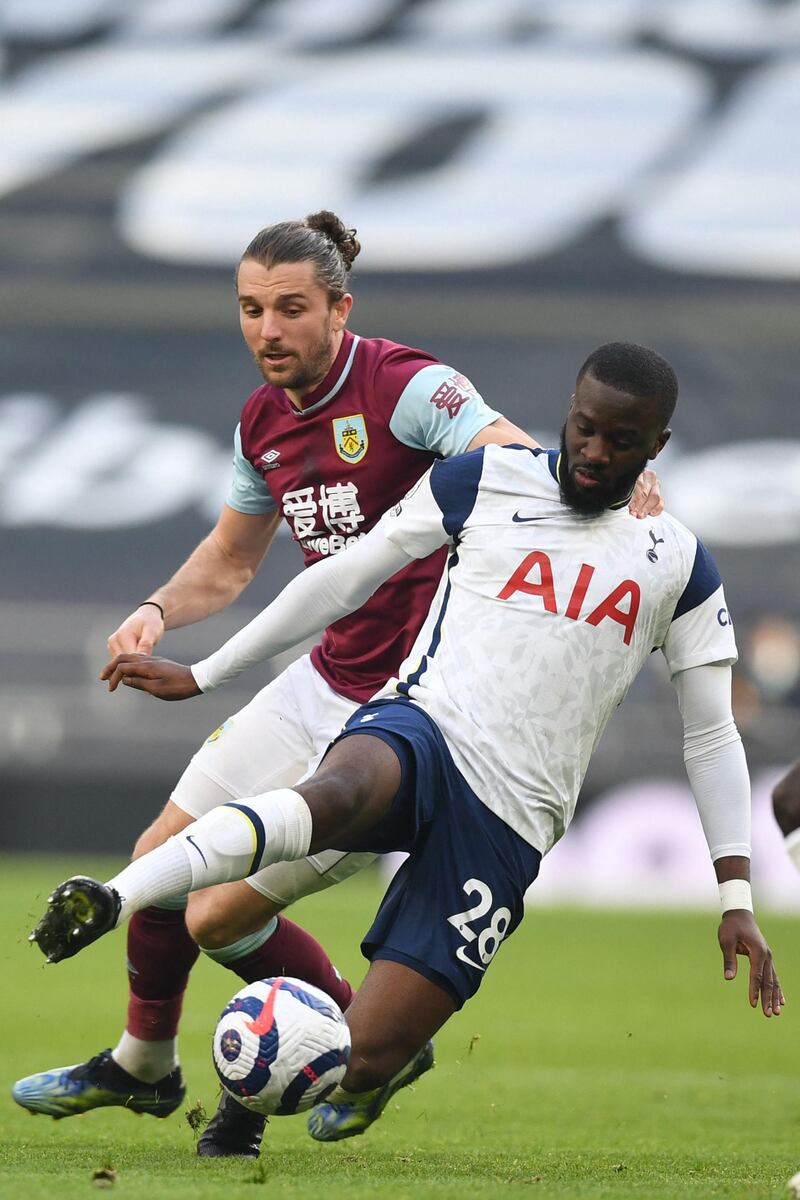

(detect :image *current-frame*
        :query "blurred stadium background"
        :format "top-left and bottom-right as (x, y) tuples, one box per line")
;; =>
(1, 0), (799, 910)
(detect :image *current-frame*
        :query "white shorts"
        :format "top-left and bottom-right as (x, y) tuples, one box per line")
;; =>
(171, 654), (376, 904)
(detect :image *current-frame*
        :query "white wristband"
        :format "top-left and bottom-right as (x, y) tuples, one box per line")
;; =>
(718, 879), (753, 913)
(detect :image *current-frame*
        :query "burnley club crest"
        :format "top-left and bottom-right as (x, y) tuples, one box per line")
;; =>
(332, 414), (368, 464)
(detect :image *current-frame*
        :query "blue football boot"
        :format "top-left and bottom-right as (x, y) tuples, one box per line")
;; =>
(12, 1049), (184, 1119)
(307, 1040), (434, 1142)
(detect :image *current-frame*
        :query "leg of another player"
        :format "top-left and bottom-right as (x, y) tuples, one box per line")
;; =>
(114, 799), (199, 1082)
(11, 797), (197, 1122)
(772, 759), (800, 873)
(187, 880), (355, 1012)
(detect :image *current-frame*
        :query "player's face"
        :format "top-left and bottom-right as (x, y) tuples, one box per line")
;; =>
(237, 258), (352, 400)
(560, 373), (670, 515)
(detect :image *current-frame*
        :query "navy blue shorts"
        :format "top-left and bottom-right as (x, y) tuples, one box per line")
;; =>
(332, 699), (541, 1008)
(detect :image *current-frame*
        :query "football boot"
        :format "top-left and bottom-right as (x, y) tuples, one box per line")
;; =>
(196, 1091), (267, 1158)
(29, 876), (121, 963)
(307, 1039), (434, 1142)
(12, 1049), (184, 1119)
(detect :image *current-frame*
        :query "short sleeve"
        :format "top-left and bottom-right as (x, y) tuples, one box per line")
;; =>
(662, 539), (737, 676)
(225, 424), (278, 515)
(388, 363), (501, 457)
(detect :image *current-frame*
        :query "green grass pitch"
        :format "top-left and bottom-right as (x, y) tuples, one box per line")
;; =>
(1, 854), (798, 1199)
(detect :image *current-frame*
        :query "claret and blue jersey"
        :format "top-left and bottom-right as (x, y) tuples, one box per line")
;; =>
(376, 444), (738, 855)
(223, 329), (500, 702)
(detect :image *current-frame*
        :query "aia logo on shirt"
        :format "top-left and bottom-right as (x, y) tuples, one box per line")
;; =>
(332, 414), (368, 464)
(498, 550), (640, 645)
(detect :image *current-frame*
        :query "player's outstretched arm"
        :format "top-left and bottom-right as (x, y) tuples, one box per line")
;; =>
(101, 520), (420, 700)
(106, 506), (281, 656)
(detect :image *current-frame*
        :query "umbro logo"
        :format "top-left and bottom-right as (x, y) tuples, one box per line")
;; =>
(646, 530), (665, 562)
(260, 449), (281, 470)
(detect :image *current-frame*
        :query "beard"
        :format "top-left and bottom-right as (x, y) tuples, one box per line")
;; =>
(558, 424), (647, 516)
(255, 329), (336, 392)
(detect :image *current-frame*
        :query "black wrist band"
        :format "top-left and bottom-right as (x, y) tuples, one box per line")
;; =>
(139, 601), (165, 620)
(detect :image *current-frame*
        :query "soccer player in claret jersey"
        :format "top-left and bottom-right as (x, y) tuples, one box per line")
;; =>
(32, 343), (782, 1146)
(10, 214), (662, 1156)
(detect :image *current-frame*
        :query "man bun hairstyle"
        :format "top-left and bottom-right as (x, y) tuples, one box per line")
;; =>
(577, 342), (678, 426)
(241, 210), (361, 300)
(305, 210), (361, 273)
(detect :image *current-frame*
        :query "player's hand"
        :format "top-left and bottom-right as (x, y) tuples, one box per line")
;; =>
(100, 653), (202, 701)
(629, 468), (664, 519)
(718, 910), (784, 1017)
(107, 606), (165, 656)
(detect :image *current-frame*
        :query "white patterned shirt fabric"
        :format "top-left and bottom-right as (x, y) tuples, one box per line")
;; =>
(376, 445), (737, 856)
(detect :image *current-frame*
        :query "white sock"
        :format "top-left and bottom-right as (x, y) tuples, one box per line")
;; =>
(106, 841), (194, 925)
(106, 790), (312, 924)
(786, 828), (800, 873)
(112, 1032), (178, 1084)
(175, 790), (312, 890)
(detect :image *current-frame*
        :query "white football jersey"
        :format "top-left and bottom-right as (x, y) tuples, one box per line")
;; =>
(377, 445), (738, 855)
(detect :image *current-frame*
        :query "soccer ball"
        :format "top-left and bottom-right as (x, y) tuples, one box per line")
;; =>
(212, 976), (351, 1116)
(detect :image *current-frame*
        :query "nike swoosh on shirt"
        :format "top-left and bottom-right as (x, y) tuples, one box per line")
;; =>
(512, 512), (548, 523)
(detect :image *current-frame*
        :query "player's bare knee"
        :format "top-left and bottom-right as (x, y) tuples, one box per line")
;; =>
(185, 891), (237, 949)
(772, 780), (800, 835)
(186, 884), (279, 949)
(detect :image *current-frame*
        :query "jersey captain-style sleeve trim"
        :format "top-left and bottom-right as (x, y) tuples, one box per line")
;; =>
(388, 363), (501, 457)
(428, 448), (485, 537)
(225, 423), (278, 515)
(672, 539), (721, 621)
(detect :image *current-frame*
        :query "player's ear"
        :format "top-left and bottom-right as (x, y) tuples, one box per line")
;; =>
(331, 292), (353, 331)
(649, 427), (671, 459)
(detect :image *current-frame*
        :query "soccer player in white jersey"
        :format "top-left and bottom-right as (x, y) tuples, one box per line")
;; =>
(31, 342), (782, 1144)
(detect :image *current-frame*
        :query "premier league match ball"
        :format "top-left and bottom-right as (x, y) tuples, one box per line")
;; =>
(212, 976), (351, 1116)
